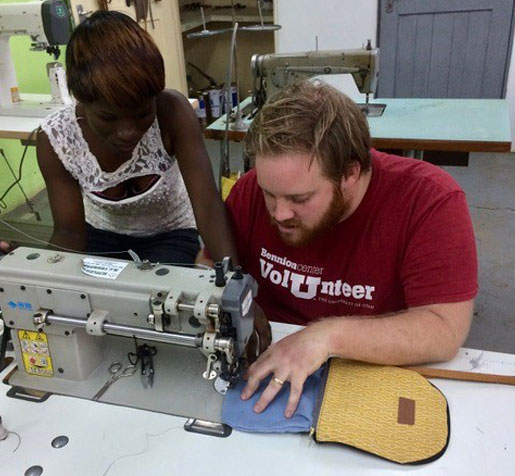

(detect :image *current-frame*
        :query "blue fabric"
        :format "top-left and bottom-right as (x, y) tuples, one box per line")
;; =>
(222, 367), (325, 433)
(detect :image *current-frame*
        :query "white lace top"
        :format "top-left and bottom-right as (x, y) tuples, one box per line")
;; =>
(40, 105), (196, 237)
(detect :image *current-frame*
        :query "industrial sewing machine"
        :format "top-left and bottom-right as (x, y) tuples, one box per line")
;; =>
(0, 248), (256, 434)
(0, 0), (72, 117)
(250, 42), (385, 117)
(213, 43), (384, 175)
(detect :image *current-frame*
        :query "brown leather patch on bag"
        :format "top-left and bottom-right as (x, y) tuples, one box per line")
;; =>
(397, 397), (416, 425)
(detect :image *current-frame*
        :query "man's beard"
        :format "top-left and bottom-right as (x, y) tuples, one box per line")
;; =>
(271, 185), (351, 247)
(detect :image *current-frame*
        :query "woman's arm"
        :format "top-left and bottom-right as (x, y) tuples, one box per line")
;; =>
(36, 129), (87, 251)
(158, 90), (238, 263)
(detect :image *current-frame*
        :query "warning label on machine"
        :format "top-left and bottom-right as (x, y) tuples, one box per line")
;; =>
(81, 257), (128, 279)
(18, 329), (54, 377)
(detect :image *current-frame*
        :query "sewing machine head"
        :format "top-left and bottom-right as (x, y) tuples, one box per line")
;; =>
(251, 43), (382, 115)
(0, 0), (72, 111)
(0, 248), (256, 423)
(0, 0), (71, 52)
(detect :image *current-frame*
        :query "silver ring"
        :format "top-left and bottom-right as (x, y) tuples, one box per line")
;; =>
(272, 376), (285, 386)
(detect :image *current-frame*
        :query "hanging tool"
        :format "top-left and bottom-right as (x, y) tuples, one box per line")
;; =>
(141, 344), (157, 388)
(96, 0), (112, 10)
(187, 62), (217, 88)
(147, 0), (155, 29)
(128, 339), (158, 388)
(133, 0), (148, 27)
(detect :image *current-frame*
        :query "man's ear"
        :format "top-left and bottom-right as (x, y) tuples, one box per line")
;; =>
(341, 162), (362, 188)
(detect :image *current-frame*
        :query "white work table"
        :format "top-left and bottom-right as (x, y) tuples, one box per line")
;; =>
(0, 115), (42, 141)
(1, 322), (514, 476)
(0, 95), (199, 142)
(0, 94), (63, 141)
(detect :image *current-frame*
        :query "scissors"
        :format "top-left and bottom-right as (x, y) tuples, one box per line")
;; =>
(93, 361), (136, 401)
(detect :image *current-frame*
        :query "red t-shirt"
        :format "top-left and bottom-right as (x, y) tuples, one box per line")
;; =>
(225, 149), (478, 325)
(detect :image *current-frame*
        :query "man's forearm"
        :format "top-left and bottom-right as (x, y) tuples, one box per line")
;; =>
(243, 300), (472, 417)
(316, 302), (473, 366)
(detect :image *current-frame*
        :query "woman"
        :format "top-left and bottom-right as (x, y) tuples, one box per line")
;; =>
(37, 11), (237, 264)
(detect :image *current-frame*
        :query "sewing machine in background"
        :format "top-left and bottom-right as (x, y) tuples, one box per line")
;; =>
(250, 41), (385, 117)
(0, 248), (256, 435)
(0, 0), (72, 117)
(212, 42), (384, 181)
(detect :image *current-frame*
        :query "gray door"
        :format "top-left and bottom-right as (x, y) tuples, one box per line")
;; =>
(378, 0), (515, 98)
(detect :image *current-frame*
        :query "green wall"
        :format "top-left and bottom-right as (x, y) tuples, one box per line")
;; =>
(0, 2), (68, 215)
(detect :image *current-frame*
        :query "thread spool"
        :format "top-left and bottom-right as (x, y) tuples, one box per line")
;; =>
(0, 416), (8, 440)
(208, 87), (223, 119)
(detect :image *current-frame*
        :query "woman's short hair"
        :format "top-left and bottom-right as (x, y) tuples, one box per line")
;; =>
(66, 11), (165, 107)
(245, 80), (371, 181)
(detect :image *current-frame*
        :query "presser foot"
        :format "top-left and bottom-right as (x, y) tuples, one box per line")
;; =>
(358, 103), (386, 117)
(184, 418), (232, 438)
(213, 375), (231, 395)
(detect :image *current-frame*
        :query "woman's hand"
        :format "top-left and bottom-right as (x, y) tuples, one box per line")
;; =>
(0, 241), (12, 254)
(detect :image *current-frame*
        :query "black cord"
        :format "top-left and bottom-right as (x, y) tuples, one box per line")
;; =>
(0, 127), (39, 209)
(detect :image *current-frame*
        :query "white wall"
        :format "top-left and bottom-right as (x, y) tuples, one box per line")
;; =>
(275, 0), (378, 101)
(276, 0), (515, 149)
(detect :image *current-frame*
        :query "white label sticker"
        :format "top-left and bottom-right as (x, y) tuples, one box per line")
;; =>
(81, 258), (128, 280)
(242, 289), (253, 316)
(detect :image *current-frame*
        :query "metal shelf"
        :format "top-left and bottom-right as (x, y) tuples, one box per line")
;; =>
(181, 7), (273, 33)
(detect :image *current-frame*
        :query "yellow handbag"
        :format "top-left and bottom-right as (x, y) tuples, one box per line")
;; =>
(312, 358), (450, 464)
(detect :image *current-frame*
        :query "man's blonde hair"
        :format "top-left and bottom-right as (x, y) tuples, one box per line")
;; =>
(245, 80), (371, 181)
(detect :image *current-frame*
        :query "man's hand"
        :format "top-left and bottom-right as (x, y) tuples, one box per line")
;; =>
(241, 322), (331, 418)
(245, 304), (272, 366)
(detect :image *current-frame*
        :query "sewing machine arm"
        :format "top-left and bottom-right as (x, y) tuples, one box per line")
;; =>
(251, 47), (380, 110)
(0, 248), (256, 386)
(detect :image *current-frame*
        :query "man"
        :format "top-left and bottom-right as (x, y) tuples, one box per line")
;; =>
(203, 80), (478, 418)
(0, 241), (9, 254)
